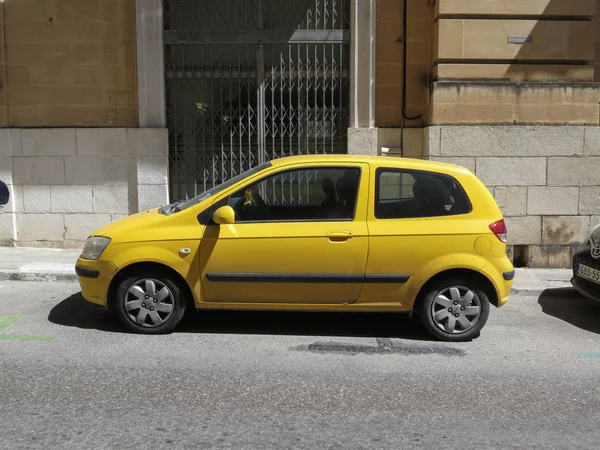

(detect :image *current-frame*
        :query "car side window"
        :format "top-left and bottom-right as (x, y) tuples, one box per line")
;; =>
(375, 168), (471, 219)
(225, 167), (361, 222)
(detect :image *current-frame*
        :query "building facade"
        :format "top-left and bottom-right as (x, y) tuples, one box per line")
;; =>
(0, 0), (599, 268)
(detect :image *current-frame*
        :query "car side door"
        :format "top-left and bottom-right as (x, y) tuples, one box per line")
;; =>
(199, 163), (370, 304)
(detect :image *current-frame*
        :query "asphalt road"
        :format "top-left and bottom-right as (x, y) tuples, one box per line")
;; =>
(1, 281), (600, 450)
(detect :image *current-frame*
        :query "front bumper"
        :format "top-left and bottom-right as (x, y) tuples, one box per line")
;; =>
(75, 258), (118, 307)
(571, 251), (600, 303)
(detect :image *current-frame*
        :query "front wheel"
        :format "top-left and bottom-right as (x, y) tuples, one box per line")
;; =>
(417, 278), (490, 342)
(115, 272), (188, 334)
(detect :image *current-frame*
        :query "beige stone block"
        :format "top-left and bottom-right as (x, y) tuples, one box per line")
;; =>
(76, 128), (128, 156)
(348, 128), (379, 156)
(56, 0), (102, 20)
(527, 245), (572, 269)
(588, 216), (600, 235)
(583, 127), (600, 155)
(21, 129), (76, 157)
(0, 212), (16, 244)
(435, 20), (463, 59)
(93, 185), (129, 214)
(41, 106), (109, 128)
(505, 216), (542, 245)
(111, 214), (129, 223)
(579, 187), (600, 214)
(6, 66), (30, 85)
(547, 157), (600, 186)
(542, 216), (591, 245)
(378, 128), (424, 158)
(7, 43), (71, 66)
(493, 186), (507, 213)
(424, 126), (442, 157)
(375, 85), (403, 108)
(515, 104), (598, 125)
(8, 86), (104, 108)
(476, 157), (547, 186)
(104, 88), (136, 107)
(0, 157), (11, 184)
(437, 0), (596, 16)
(429, 103), (515, 125)
(506, 186), (527, 217)
(51, 185), (93, 213)
(436, 19), (594, 61)
(527, 187), (579, 215)
(64, 214), (112, 241)
(9, 107), (46, 127)
(64, 156), (129, 185)
(434, 64), (594, 82)
(440, 126), (585, 157)
(377, 43), (403, 65)
(429, 157), (475, 172)
(71, 44), (121, 65)
(7, 185), (24, 213)
(12, 156), (65, 184)
(137, 184), (169, 212)
(22, 185), (51, 214)
(16, 213), (64, 241)
(436, 0), (495, 15)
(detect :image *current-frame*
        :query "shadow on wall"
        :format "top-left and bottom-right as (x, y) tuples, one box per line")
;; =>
(504, 0), (596, 81)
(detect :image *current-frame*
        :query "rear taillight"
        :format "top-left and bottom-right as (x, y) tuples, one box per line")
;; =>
(489, 219), (507, 243)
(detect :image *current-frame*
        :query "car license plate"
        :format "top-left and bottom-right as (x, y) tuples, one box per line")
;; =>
(578, 264), (600, 284)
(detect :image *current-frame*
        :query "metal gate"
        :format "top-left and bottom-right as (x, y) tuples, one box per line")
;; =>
(164, 0), (350, 201)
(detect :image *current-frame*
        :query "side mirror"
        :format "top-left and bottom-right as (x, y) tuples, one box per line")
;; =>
(212, 205), (235, 225)
(0, 180), (9, 207)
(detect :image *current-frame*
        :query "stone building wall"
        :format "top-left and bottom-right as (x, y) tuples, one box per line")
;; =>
(0, 0), (138, 127)
(0, 128), (168, 247)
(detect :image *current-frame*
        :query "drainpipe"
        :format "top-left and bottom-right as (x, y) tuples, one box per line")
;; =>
(400, 0), (424, 156)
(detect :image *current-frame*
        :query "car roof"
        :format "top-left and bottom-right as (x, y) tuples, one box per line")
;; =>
(270, 154), (471, 175)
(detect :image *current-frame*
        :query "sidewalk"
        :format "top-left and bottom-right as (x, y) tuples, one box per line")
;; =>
(0, 247), (575, 295)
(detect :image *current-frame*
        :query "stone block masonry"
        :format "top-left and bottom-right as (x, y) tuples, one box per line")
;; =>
(425, 125), (600, 268)
(0, 128), (169, 248)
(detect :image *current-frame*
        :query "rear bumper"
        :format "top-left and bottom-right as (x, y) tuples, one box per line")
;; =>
(481, 256), (514, 307)
(75, 258), (118, 307)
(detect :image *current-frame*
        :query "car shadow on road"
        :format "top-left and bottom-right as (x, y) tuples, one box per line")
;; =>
(538, 288), (600, 335)
(48, 291), (434, 341)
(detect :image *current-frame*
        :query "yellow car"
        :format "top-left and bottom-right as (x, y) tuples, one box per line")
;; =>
(75, 155), (513, 341)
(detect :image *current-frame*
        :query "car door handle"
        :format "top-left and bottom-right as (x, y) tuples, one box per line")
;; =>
(327, 230), (353, 241)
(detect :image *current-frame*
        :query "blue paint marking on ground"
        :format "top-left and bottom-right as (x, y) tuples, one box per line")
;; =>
(578, 353), (600, 359)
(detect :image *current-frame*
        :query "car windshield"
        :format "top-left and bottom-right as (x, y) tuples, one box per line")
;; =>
(161, 162), (271, 214)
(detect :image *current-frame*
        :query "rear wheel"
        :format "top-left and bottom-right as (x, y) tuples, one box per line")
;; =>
(115, 272), (188, 334)
(417, 277), (490, 342)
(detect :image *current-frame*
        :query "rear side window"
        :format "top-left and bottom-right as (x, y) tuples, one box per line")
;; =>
(375, 168), (472, 219)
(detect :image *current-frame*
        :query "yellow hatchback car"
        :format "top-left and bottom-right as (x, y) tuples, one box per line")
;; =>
(76, 155), (513, 341)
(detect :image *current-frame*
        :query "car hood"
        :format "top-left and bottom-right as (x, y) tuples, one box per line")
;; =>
(91, 206), (204, 244)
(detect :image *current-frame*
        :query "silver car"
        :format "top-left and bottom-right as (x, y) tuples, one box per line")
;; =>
(572, 224), (600, 301)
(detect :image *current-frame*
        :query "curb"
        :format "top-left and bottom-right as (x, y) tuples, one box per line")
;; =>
(0, 271), (78, 283)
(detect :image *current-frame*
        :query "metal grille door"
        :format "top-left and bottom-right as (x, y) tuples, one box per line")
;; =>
(164, 0), (350, 200)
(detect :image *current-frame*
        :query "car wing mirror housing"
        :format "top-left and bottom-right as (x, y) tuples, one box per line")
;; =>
(0, 180), (9, 207)
(212, 205), (235, 225)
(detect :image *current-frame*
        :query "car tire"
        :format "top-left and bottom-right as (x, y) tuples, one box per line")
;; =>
(417, 277), (490, 342)
(115, 271), (188, 334)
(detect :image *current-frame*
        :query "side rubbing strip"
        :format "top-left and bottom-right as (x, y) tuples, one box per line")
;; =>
(364, 274), (410, 283)
(206, 273), (410, 284)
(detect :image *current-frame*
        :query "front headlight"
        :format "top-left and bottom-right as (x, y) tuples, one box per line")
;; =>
(81, 236), (111, 260)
